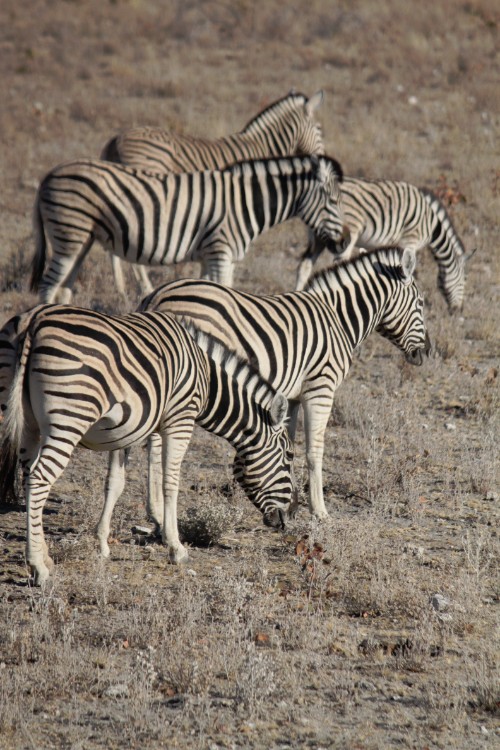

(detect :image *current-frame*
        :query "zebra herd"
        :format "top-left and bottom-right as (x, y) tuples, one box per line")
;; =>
(0, 90), (469, 584)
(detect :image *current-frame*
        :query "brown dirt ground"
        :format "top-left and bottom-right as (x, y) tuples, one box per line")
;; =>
(0, 1), (498, 749)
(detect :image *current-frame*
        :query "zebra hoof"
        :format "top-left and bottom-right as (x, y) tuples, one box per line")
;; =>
(30, 563), (51, 586)
(169, 546), (189, 565)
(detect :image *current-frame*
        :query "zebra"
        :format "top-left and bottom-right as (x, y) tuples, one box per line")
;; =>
(295, 177), (473, 312)
(0, 305), (296, 584)
(30, 154), (349, 304)
(101, 90), (325, 173)
(138, 246), (432, 519)
(101, 90), (326, 294)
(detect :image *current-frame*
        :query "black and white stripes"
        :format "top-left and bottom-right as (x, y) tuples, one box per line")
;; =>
(0, 305), (295, 583)
(101, 90), (325, 172)
(31, 155), (347, 303)
(139, 247), (431, 518)
(295, 177), (469, 311)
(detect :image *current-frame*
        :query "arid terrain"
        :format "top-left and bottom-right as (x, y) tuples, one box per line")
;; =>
(0, 1), (498, 748)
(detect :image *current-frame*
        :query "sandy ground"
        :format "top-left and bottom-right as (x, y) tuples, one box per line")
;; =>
(0, 1), (498, 748)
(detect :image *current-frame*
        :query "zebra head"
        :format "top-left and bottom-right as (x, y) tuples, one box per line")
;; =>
(296, 90), (326, 157)
(232, 392), (298, 529)
(437, 251), (468, 313)
(375, 248), (432, 366)
(301, 156), (351, 255)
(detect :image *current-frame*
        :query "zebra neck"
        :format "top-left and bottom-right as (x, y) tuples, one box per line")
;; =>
(196, 357), (274, 451)
(426, 193), (465, 261)
(308, 257), (389, 349)
(239, 162), (311, 234)
(225, 126), (294, 159)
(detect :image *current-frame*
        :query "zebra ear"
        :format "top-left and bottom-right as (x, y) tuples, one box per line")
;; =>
(270, 393), (288, 427)
(305, 90), (324, 116)
(311, 156), (328, 187)
(400, 247), (417, 285)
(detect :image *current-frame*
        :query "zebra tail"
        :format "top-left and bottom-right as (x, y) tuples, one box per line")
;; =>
(1, 324), (32, 499)
(30, 188), (47, 292)
(100, 136), (121, 163)
(0, 433), (19, 504)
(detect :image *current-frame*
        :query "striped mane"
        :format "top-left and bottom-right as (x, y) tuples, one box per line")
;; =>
(240, 92), (308, 135)
(304, 246), (405, 293)
(227, 154), (311, 178)
(180, 319), (278, 405)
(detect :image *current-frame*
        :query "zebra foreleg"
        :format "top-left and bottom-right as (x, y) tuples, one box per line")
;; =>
(200, 248), (235, 287)
(132, 264), (154, 295)
(111, 256), (154, 298)
(96, 449), (127, 557)
(111, 255), (127, 297)
(302, 400), (332, 519)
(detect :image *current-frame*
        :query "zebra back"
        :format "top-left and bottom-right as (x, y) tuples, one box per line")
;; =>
(0, 304), (294, 519)
(139, 247), (430, 396)
(32, 155), (346, 302)
(101, 90), (325, 172)
(138, 248), (429, 522)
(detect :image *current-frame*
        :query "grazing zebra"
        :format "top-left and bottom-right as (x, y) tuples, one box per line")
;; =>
(31, 154), (349, 304)
(0, 305), (295, 584)
(102, 90), (325, 172)
(295, 177), (472, 311)
(139, 247), (431, 518)
(101, 90), (326, 293)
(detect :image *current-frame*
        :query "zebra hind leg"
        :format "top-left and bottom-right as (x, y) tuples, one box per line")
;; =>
(161, 430), (193, 564)
(39, 234), (95, 304)
(23, 434), (81, 584)
(147, 433), (164, 537)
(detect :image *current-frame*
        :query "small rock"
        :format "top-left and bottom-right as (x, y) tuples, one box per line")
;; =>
(430, 594), (453, 621)
(186, 568), (197, 577)
(444, 422), (457, 431)
(430, 593), (450, 612)
(408, 95), (419, 106)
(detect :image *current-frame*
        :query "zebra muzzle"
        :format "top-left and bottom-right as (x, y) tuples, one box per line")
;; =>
(323, 224), (351, 256)
(263, 487), (300, 529)
(405, 331), (432, 366)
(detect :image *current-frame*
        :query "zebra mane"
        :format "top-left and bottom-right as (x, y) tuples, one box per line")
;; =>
(180, 319), (278, 402)
(305, 246), (406, 291)
(227, 154), (311, 178)
(227, 153), (343, 183)
(240, 91), (308, 134)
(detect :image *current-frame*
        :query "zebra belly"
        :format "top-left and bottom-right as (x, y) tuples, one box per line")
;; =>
(81, 402), (156, 451)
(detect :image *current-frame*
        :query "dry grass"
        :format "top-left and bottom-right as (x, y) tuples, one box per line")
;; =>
(0, 0), (499, 748)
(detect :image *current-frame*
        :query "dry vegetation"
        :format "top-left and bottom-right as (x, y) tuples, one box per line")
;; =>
(0, 1), (498, 748)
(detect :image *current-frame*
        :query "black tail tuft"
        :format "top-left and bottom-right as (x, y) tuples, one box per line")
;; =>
(31, 194), (46, 292)
(0, 436), (20, 505)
